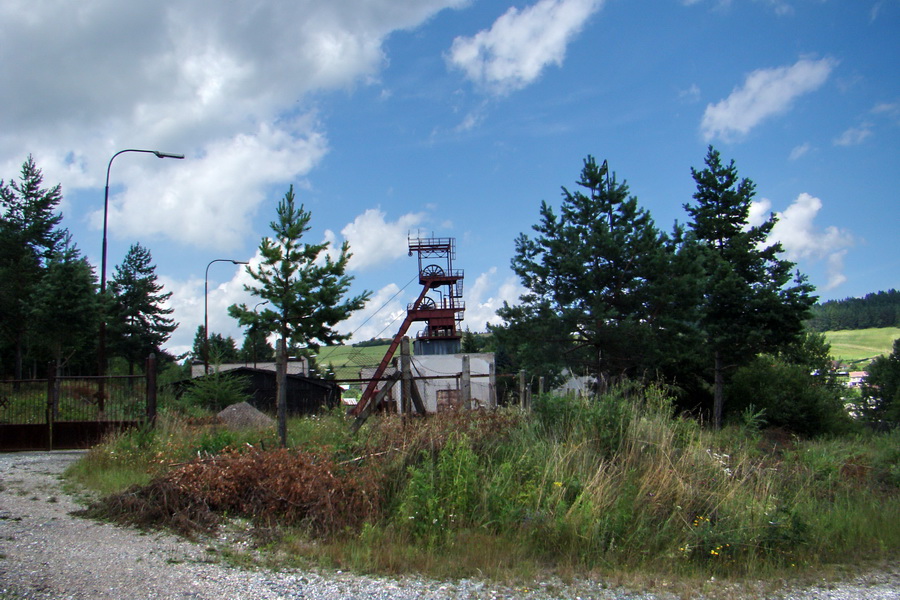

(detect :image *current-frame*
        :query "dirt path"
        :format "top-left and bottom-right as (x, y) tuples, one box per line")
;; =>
(1, 451), (898, 600)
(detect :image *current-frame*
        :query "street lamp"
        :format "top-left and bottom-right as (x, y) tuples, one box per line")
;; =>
(205, 258), (249, 374)
(252, 301), (269, 369)
(98, 149), (184, 386)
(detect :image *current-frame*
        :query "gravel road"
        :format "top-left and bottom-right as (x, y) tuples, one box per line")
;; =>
(1, 451), (898, 600)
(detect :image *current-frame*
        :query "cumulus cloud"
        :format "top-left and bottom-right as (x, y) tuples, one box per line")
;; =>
(462, 268), (526, 331)
(97, 120), (329, 251)
(701, 57), (836, 142)
(447, 0), (602, 95)
(161, 255), (259, 356)
(751, 193), (854, 290)
(0, 0), (466, 247)
(330, 208), (426, 271)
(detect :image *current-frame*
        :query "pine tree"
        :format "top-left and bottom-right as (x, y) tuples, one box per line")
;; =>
(685, 147), (816, 428)
(229, 185), (370, 444)
(501, 156), (682, 384)
(108, 243), (177, 374)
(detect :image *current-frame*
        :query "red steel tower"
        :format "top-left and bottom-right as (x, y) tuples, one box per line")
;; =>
(351, 235), (465, 415)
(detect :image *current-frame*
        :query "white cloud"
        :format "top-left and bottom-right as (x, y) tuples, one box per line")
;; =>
(701, 57), (836, 142)
(752, 193), (854, 291)
(447, 0), (602, 95)
(679, 84), (702, 104)
(789, 142), (812, 160)
(872, 102), (900, 120)
(96, 120), (329, 251)
(462, 268), (526, 331)
(0, 0), (466, 247)
(834, 124), (873, 146)
(161, 256), (258, 356)
(747, 198), (773, 228)
(331, 208), (427, 271)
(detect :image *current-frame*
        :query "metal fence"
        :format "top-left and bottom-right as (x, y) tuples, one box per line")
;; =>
(0, 356), (157, 451)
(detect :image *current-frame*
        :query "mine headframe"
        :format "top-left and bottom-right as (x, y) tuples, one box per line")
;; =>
(350, 235), (465, 422)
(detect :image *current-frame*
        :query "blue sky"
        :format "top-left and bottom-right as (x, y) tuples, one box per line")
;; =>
(1, 0), (897, 356)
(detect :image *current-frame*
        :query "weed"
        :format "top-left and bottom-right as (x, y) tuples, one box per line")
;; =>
(67, 383), (900, 584)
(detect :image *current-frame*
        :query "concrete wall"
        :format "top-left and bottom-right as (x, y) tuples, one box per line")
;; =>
(380, 352), (496, 413)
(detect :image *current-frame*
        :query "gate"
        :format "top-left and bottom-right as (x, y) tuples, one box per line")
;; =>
(0, 356), (157, 451)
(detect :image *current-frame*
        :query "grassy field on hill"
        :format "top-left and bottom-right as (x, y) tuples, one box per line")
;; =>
(824, 327), (900, 366)
(313, 344), (391, 381)
(312, 327), (900, 377)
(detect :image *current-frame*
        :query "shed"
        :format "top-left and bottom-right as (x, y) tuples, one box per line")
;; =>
(188, 367), (340, 416)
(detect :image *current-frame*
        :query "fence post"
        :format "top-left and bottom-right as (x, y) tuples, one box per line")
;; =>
(489, 361), (497, 408)
(460, 354), (471, 409)
(46, 361), (56, 451)
(400, 337), (411, 416)
(146, 353), (157, 426)
(518, 370), (526, 411)
(276, 339), (287, 447)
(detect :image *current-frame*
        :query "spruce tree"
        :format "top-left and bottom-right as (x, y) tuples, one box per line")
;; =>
(685, 147), (816, 428)
(28, 237), (99, 371)
(238, 325), (274, 365)
(0, 155), (66, 378)
(107, 243), (177, 374)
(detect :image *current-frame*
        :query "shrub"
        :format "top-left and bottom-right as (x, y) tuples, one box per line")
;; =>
(727, 355), (850, 436)
(179, 371), (251, 413)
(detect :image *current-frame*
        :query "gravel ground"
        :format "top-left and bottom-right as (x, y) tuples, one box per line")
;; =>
(1, 450), (898, 600)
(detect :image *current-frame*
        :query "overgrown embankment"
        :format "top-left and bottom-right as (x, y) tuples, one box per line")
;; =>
(69, 386), (900, 582)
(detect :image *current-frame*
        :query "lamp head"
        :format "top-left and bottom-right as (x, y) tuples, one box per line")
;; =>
(154, 151), (185, 159)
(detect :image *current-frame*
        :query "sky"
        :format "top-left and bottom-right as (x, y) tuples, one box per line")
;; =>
(1, 0), (898, 358)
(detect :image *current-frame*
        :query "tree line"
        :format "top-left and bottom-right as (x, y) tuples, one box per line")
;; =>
(0, 156), (176, 379)
(806, 289), (900, 332)
(488, 147), (831, 431)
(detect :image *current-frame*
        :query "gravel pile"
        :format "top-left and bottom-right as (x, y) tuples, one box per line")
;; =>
(217, 401), (275, 431)
(1, 451), (897, 600)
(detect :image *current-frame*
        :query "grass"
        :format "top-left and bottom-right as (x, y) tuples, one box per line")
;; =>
(824, 327), (900, 365)
(312, 344), (391, 380)
(66, 387), (900, 593)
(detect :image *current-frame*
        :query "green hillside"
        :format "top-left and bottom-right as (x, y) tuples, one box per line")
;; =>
(824, 327), (900, 366)
(312, 344), (391, 381)
(312, 328), (900, 377)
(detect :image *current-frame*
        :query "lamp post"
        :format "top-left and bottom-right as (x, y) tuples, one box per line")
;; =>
(98, 149), (184, 393)
(252, 301), (269, 369)
(204, 258), (249, 374)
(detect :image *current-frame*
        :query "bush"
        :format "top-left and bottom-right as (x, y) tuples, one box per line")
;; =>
(727, 355), (851, 436)
(180, 371), (251, 413)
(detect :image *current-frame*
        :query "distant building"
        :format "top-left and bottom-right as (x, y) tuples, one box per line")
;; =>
(847, 371), (868, 388)
(187, 366), (339, 415)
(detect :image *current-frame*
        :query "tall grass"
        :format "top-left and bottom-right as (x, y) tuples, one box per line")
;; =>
(69, 384), (900, 582)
